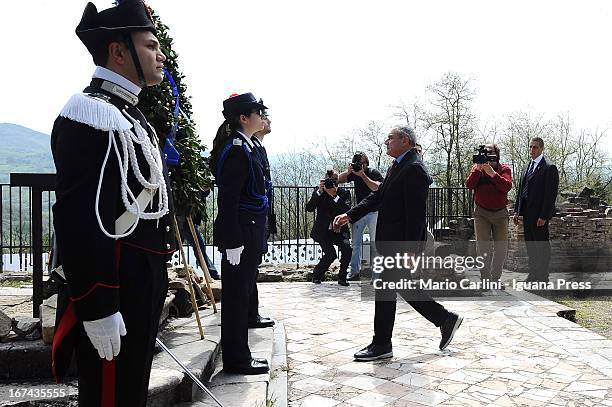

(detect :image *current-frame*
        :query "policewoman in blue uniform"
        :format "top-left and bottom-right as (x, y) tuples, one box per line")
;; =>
(211, 93), (270, 375)
(50, 1), (175, 406)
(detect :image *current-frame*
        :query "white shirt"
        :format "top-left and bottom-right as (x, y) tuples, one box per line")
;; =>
(236, 130), (254, 149)
(93, 66), (141, 96)
(529, 153), (544, 174)
(251, 136), (264, 148)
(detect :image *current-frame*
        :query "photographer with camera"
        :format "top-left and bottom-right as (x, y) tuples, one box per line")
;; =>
(338, 152), (384, 279)
(306, 168), (353, 285)
(466, 144), (513, 284)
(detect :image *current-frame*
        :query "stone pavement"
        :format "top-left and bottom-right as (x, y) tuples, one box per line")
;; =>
(258, 282), (612, 407)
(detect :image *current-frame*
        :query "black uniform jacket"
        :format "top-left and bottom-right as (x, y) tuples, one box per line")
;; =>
(514, 157), (559, 220)
(51, 81), (176, 379)
(251, 137), (277, 236)
(213, 132), (268, 255)
(306, 187), (351, 243)
(347, 148), (430, 254)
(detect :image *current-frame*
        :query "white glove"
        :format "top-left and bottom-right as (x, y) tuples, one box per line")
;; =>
(83, 312), (127, 361)
(226, 246), (244, 266)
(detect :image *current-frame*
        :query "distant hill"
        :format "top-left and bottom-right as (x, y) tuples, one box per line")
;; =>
(0, 123), (54, 183)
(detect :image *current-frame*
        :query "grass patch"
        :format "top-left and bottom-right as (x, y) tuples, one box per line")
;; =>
(0, 280), (25, 288)
(540, 293), (612, 340)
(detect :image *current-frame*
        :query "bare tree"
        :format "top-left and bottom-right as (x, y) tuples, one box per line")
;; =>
(390, 100), (423, 130)
(355, 120), (389, 170)
(497, 111), (611, 202)
(498, 111), (550, 190)
(421, 72), (476, 188)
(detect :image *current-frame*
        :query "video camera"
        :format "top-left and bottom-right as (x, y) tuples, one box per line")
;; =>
(472, 145), (498, 164)
(350, 153), (363, 172)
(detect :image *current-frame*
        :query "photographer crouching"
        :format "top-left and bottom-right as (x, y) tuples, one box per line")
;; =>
(306, 168), (353, 285)
(465, 144), (513, 284)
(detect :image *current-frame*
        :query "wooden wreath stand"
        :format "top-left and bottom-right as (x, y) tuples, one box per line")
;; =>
(172, 215), (218, 340)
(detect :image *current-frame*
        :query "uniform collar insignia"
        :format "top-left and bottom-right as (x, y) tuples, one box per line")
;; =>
(99, 80), (139, 106)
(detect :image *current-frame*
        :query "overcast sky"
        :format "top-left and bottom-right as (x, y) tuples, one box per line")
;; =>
(1, 0), (611, 155)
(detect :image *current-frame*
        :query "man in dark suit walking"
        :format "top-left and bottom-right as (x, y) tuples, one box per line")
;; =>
(334, 126), (463, 361)
(513, 137), (559, 282)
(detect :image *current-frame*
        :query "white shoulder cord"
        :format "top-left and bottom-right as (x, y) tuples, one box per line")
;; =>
(94, 111), (169, 239)
(95, 129), (141, 239)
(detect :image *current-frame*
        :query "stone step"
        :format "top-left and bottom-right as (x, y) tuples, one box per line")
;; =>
(0, 294), (175, 381)
(176, 322), (288, 407)
(0, 298), (222, 407)
(147, 309), (221, 406)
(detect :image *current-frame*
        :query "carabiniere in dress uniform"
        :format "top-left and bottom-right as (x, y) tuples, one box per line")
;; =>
(51, 1), (176, 406)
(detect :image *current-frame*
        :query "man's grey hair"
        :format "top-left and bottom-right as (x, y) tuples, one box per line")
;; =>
(395, 126), (417, 147)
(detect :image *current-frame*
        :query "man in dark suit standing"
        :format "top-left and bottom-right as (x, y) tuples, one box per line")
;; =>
(307, 170), (353, 286)
(248, 108), (275, 328)
(513, 137), (559, 282)
(334, 126), (463, 360)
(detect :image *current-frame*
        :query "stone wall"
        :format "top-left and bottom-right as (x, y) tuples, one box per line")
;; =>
(438, 187), (612, 275)
(507, 188), (612, 274)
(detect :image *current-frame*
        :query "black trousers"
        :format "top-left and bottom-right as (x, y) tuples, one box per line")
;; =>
(75, 244), (168, 407)
(247, 258), (261, 324)
(221, 231), (261, 366)
(371, 257), (449, 345)
(313, 238), (352, 282)
(523, 213), (551, 282)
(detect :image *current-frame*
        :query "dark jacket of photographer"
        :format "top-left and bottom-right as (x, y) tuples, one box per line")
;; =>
(466, 164), (512, 210)
(306, 187), (352, 242)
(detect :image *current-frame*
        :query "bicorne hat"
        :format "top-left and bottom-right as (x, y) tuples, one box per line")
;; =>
(222, 93), (268, 119)
(76, 0), (156, 57)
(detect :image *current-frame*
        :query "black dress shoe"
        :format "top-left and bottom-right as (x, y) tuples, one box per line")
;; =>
(354, 343), (393, 361)
(439, 312), (463, 350)
(338, 280), (349, 286)
(248, 316), (275, 328)
(208, 271), (220, 280)
(312, 279), (322, 284)
(224, 358), (269, 375)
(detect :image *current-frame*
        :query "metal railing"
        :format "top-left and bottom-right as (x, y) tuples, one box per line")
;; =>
(1, 183), (473, 272)
(1, 183), (55, 271)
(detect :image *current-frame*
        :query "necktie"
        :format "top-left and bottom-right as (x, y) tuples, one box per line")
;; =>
(527, 160), (536, 175)
(521, 161), (535, 199)
(387, 160), (398, 178)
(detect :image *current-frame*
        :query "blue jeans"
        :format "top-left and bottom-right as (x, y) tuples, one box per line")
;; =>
(350, 211), (378, 274)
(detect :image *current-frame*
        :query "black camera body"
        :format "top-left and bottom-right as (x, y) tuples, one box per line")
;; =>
(350, 153), (363, 172)
(324, 169), (336, 189)
(472, 145), (497, 164)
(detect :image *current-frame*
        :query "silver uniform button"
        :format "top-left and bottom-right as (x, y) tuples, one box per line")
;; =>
(166, 243), (171, 250)
(165, 226), (170, 232)
(251, 220), (255, 224)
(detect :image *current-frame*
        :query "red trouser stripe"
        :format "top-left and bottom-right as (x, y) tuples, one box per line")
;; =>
(100, 241), (121, 406)
(51, 301), (77, 383)
(101, 359), (116, 407)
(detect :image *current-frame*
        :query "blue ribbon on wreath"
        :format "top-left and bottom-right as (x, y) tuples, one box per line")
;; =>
(162, 67), (181, 166)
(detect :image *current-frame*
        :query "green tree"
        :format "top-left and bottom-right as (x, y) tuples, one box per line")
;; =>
(137, 6), (213, 218)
